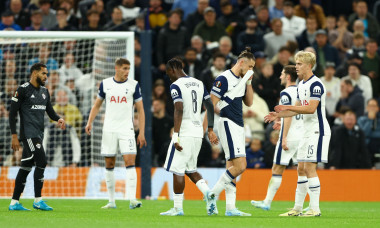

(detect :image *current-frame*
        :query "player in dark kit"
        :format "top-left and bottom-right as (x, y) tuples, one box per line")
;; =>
(8, 63), (66, 211)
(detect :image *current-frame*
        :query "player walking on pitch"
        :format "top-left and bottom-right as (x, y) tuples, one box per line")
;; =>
(251, 65), (305, 211)
(265, 51), (331, 217)
(210, 47), (255, 216)
(9, 63), (66, 211)
(160, 58), (219, 216)
(86, 58), (146, 209)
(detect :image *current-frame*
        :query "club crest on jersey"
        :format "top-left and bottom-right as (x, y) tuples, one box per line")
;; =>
(125, 88), (129, 94)
(215, 81), (222, 88)
(42, 93), (46, 99)
(36, 143), (41, 149)
(110, 96), (127, 103)
(312, 86), (322, 95)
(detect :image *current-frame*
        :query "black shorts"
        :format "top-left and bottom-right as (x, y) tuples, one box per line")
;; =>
(21, 138), (47, 168)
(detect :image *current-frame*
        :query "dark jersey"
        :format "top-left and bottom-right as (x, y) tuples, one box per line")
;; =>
(9, 82), (60, 140)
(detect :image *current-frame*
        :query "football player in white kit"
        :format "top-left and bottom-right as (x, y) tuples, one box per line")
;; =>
(85, 58), (147, 209)
(251, 65), (304, 211)
(265, 51), (331, 217)
(160, 58), (219, 216)
(210, 47), (254, 216)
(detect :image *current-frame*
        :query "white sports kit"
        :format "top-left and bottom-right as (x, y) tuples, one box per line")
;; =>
(98, 77), (142, 156)
(164, 76), (210, 175)
(297, 75), (331, 163)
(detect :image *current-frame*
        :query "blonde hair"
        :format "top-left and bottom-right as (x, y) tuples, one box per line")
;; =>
(295, 51), (316, 68)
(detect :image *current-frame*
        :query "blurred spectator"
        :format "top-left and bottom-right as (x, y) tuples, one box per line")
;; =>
(148, 0), (167, 29)
(130, 13), (145, 34)
(246, 139), (266, 168)
(103, 7), (128, 31)
(28, 45), (58, 73)
(208, 144), (225, 167)
(156, 9), (189, 72)
(236, 15), (265, 53)
(253, 51), (267, 76)
(243, 91), (269, 141)
(43, 123), (81, 167)
(358, 99), (380, 166)
(341, 62), (372, 105)
(294, 0), (326, 29)
(51, 8), (77, 31)
(78, 0), (106, 27)
(256, 5), (271, 34)
(193, 7), (226, 46)
(329, 15), (353, 61)
(253, 62), (281, 111)
(53, 89), (83, 136)
(82, 9), (102, 31)
(352, 19), (367, 40)
(263, 130), (279, 168)
(185, 0), (208, 35)
(296, 16), (318, 50)
(200, 52), (226, 92)
(58, 53), (84, 85)
(320, 62), (341, 123)
(39, 0), (57, 30)
(281, 0), (305, 37)
(191, 35), (206, 61)
(335, 52), (364, 78)
(218, 0), (245, 38)
(269, 0), (284, 20)
(9, 0), (30, 29)
(1, 78), (18, 110)
(0, 10), (21, 30)
(214, 36), (237, 69)
(325, 15), (336, 34)
(0, 102), (12, 166)
(152, 79), (173, 116)
(346, 32), (366, 58)
(272, 46), (294, 77)
(183, 47), (203, 78)
(362, 39), (380, 98)
(336, 79), (365, 117)
(58, 0), (79, 29)
(348, 0), (380, 39)
(152, 99), (173, 166)
(1, 59), (20, 90)
(119, 0), (141, 20)
(25, 10), (46, 31)
(313, 29), (340, 73)
(329, 111), (371, 169)
(242, 0), (262, 18)
(264, 18), (296, 60)
(171, 0), (197, 19)
(3, 147), (22, 167)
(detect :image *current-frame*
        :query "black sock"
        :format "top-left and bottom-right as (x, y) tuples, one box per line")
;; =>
(12, 168), (30, 200)
(34, 167), (45, 198)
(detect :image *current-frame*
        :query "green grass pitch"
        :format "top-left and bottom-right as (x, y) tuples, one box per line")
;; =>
(1, 199), (380, 228)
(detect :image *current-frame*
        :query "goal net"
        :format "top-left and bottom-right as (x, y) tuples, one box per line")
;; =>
(0, 31), (135, 198)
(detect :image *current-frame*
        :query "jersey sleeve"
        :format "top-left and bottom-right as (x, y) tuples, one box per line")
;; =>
(11, 86), (24, 103)
(309, 81), (324, 101)
(279, 91), (292, 105)
(133, 82), (143, 102)
(211, 75), (228, 98)
(9, 86), (25, 134)
(203, 84), (210, 101)
(170, 83), (183, 103)
(98, 81), (105, 99)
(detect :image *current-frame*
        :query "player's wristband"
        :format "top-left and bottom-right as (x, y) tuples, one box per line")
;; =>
(172, 132), (179, 144)
(246, 79), (252, 85)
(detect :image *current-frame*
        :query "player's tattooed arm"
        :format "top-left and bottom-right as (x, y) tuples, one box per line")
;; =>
(173, 101), (183, 151)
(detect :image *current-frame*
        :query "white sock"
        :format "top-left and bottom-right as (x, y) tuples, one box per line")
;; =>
(34, 197), (42, 203)
(173, 193), (184, 209)
(126, 166), (137, 201)
(105, 168), (115, 203)
(10, 199), (19, 205)
(263, 175), (282, 206)
(308, 177), (321, 212)
(294, 176), (308, 211)
(195, 179), (210, 196)
(225, 183), (236, 211)
(211, 170), (235, 196)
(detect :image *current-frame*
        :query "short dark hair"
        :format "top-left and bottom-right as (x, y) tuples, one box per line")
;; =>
(283, 65), (297, 82)
(185, 47), (197, 54)
(115, 58), (130, 66)
(237, 47), (255, 61)
(343, 79), (353, 86)
(166, 58), (183, 70)
(39, 0), (51, 5)
(86, 9), (100, 17)
(366, 38), (378, 45)
(213, 52), (226, 61)
(168, 8), (183, 18)
(348, 62), (361, 71)
(279, 46), (291, 53)
(30, 63), (47, 74)
(283, 1), (294, 7)
(57, 8), (68, 15)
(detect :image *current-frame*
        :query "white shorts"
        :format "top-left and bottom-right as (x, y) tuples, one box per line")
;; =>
(297, 135), (330, 163)
(101, 131), (136, 157)
(273, 140), (299, 166)
(164, 136), (202, 176)
(218, 117), (246, 160)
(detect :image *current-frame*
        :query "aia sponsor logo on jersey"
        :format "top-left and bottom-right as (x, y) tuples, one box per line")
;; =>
(110, 96), (127, 103)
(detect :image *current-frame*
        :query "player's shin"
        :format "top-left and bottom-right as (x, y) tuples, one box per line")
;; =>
(195, 179), (210, 196)
(294, 176), (308, 211)
(264, 174), (282, 206)
(11, 167), (31, 203)
(105, 168), (115, 203)
(212, 170), (235, 196)
(34, 167), (45, 201)
(225, 182), (236, 211)
(308, 177), (321, 212)
(126, 166), (137, 201)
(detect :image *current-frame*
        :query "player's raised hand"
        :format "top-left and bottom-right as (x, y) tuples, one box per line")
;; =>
(264, 112), (278, 123)
(208, 130), (219, 145)
(274, 105), (288, 113)
(57, 118), (66, 130)
(85, 123), (92, 135)
(137, 133), (147, 149)
(11, 134), (20, 152)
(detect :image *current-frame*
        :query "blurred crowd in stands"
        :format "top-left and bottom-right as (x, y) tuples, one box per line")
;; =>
(0, 0), (379, 169)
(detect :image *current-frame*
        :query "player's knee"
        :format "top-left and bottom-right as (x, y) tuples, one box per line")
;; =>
(125, 161), (135, 167)
(105, 163), (115, 169)
(36, 160), (47, 169)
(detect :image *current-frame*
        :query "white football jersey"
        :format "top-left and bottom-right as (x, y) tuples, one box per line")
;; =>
(98, 77), (142, 134)
(170, 76), (210, 138)
(279, 85), (303, 141)
(297, 75), (331, 137)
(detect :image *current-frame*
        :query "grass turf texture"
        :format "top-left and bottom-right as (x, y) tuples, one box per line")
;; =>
(1, 200), (380, 228)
